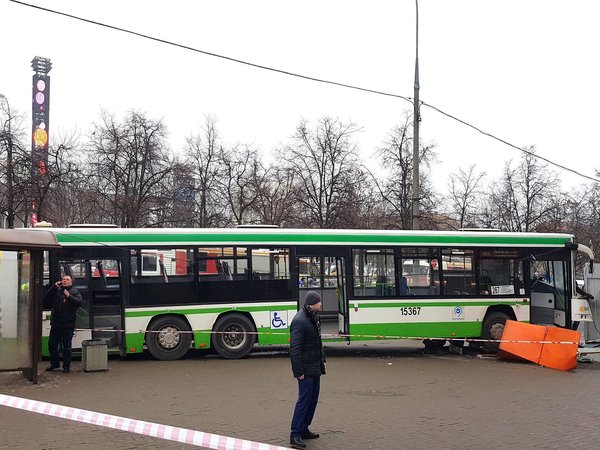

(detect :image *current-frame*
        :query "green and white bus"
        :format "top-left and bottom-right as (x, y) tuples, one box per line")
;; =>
(32, 227), (594, 360)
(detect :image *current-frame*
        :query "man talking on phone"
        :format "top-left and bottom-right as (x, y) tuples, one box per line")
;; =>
(44, 275), (83, 373)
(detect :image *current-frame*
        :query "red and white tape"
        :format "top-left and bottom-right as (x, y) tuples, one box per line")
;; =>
(76, 327), (582, 345)
(0, 394), (291, 450)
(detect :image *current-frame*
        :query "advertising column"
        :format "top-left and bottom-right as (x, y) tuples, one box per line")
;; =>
(30, 56), (52, 226)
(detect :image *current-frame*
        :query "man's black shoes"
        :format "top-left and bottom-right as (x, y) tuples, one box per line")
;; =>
(302, 430), (320, 439)
(46, 365), (71, 373)
(290, 435), (306, 449)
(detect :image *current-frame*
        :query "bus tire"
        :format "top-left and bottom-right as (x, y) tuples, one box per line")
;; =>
(212, 313), (256, 359)
(146, 316), (192, 361)
(481, 311), (510, 352)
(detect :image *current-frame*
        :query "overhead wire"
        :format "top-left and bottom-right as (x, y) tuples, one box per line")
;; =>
(421, 101), (600, 183)
(7, 0), (411, 104)
(8, 0), (600, 184)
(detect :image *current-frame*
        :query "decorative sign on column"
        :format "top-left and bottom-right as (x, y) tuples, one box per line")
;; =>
(30, 56), (52, 227)
(31, 57), (52, 175)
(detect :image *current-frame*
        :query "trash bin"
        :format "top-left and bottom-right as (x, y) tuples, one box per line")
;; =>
(82, 339), (108, 372)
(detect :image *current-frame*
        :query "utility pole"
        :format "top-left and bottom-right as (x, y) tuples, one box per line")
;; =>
(411, 0), (421, 230)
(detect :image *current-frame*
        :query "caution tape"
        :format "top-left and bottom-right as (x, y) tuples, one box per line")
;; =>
(73, 327), (584, 346)
(0, 394), (291, 450)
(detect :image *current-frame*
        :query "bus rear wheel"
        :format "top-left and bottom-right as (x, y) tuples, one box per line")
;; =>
(146, 316), (192, 361)
(481, 311), (510, 352)
(212, 314), (256, 359)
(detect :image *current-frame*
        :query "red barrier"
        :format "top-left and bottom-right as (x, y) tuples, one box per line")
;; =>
(499, 320), (580, 371)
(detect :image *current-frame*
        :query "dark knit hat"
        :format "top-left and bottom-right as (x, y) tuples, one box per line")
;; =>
(304, 290), (321, 305)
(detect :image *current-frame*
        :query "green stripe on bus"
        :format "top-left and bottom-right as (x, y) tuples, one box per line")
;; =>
(124, 331), (214, 353)
(355, 300), (528, 308)
(350, 321), (484, 338)
(41, 336), (49, 357)
(126, 332), (144, 353)
(256, 327), (290, 345)
(56, 232), (569, 246)
(122, 328), (290, 354)
(123, 300), (524, 318)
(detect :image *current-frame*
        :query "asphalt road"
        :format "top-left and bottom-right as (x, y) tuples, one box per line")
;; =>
(2, 341), (600, 449)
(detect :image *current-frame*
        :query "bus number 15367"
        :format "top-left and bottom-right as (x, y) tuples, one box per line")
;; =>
(400, 307), (421, 316)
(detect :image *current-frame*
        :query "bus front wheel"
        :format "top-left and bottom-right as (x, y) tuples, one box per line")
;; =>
(146, 316), (192, 361)
(481, 311), (510, 352)
(212, 314), (256, 359)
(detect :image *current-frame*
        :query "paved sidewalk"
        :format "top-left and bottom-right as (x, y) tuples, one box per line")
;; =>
(2, 342), (600, 449)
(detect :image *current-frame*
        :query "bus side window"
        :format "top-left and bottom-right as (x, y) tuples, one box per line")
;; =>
(441, 249), (476, 296)
(478, 256), (523, 296)
(352, 248), (396, 297)
(398, 250), (440, 296)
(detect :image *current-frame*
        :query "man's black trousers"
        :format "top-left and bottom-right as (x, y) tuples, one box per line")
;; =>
(48, 326), (75, 370)
(291, 375), (321, 437)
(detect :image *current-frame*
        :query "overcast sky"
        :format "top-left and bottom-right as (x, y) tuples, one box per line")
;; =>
(1, 0), (599, 193)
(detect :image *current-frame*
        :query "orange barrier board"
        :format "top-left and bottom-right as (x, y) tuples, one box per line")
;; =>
(498, 320), (579, 371)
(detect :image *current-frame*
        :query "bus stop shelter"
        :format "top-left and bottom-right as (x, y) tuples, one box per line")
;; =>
(0, 229), (60, 383)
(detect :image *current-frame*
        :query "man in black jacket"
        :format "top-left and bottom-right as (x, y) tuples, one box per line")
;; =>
(44, 275), (83, 373)
(289, 291), (326, 449)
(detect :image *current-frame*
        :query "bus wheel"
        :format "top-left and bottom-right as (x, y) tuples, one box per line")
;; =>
(481, 312), (510, 352)
(146, 316), (192, 361)
(212, 314), (256, 359)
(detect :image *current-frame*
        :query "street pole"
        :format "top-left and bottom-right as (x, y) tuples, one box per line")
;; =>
(411, 0), (421, 230)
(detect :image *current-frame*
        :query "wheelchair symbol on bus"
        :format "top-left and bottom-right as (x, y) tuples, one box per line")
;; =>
(270, 311), (288, 329)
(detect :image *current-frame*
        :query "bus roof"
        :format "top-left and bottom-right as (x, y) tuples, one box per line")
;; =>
(0, 229), (60, 250)
(18, 227), (574, 248)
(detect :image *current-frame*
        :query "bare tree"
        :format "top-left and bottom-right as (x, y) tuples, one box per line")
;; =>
(586, 179), (600, 255)
(86, 111), (174, 227)
(447, 165), (486, 229)
(0, 95), (26, 227)
(336, 180), (391, 229)
(29, 132), (86, 226)
(487, 148), (560, 232)
(252, 165), (296, 226)
(183, 117), (228, 227)
(371, 112), (437, 229)
(570, 180), (600, 260)
(0, 96), (80, 227)
(217, 145), (263, 226)
(36, 134), (100, 226)
(44, 170), (102, 226)
(278, 117), (365, 228)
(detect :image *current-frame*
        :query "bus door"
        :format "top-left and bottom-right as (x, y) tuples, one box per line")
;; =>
(297, 250), (347, 340)
(48, 257), (124, 352)
(43, 259), (93, 350)
(530, 259), (568, 327)
(298, 256), (340, 317)
(336, 257), (349, 335)
(89, 258), (123, 349)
